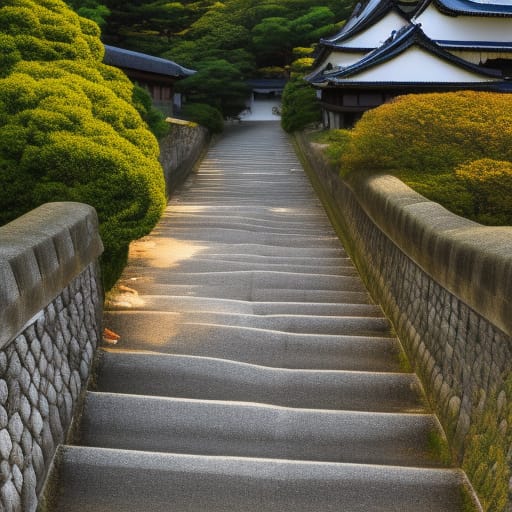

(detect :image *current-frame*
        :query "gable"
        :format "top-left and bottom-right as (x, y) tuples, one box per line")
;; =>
(340, 46), (500, 83)
(416, 3), (512, 42)
(341, 10), (410, 49)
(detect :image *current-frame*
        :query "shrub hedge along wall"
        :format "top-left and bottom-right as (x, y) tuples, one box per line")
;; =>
(333, 91), (512, 226)
(0, 0), (167, 289)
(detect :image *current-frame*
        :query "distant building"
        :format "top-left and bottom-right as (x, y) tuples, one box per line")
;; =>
(103, 45), (195, 116)
(307, 0), (512, 128)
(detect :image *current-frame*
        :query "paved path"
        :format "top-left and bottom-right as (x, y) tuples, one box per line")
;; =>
(53, 122), (472, 511)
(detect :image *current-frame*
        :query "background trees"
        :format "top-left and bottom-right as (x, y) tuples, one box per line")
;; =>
(0, 0), (167, 289)
(91, 0), (355, 121)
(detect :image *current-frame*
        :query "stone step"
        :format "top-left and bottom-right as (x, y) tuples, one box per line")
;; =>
(96, 351), (425, 413)
(106, 295), (381, 317)
(120, 283), (371, 303)
(100, 321), (401, 371)
(123, 258), (357, 276)
(54, 447), (470, 512)
(104, 310), (391, 336)
(118, 270), (368, 292)
(80, 392), (445, 468)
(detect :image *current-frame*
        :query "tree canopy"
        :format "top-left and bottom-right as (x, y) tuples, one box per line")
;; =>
(93, 0), (355, 119)
(0, 0), (166, 288)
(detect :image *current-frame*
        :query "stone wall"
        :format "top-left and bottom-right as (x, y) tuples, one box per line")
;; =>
(296, 134), (512, 510)
(159, 118), (210, 196)
(0, 203), (103, 512)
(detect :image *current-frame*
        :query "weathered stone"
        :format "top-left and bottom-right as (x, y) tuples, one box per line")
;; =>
(1, 479), (21, 512)
(0, 354), (7, 375)
(19, 396), (31, 424)
(15, 335), (28, 360)
(9, 442), (24, 468)
(46, 383), (57, 405)
(12, 464), (22, 494)
(30, 410), (43, 437)
(21, 430), (32, 456)
(30, 339), (41, 363)
(0, 407), (8, 429)
(21, 465), (37, 512)
(0, 429), (12, 459)
(0, 461), (10, 485)
(0, 380), (8, 405)
(19, 368), (31, 394)
(8, 414), (23, 444)
(31, 443), (45, 481)
(48, 405), (63, 443)
(41, 333), (54, 361)
(7, 352), (21, 379)
(21, 466), (37, 512)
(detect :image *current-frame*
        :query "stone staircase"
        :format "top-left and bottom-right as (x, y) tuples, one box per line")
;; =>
(51, 122), (474, 511)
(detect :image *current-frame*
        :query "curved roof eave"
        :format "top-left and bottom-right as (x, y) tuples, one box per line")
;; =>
(103, 45), (196, 79)
(433, 0), (512, 16)
(322, 24), (504, 80)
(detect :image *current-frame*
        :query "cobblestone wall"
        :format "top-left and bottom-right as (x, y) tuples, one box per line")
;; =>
(159, 119), (209, 196)
(297, 134), (512, 510)
(0, 203), (103, 512)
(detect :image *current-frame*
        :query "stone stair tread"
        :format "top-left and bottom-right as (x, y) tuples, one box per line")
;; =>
(104, 310), (391, 336)
(98, 320), (402, 371)
(123, 258), (357, 275)
(111, 283), (370, 303)
(115, 270), (368, 293)
(96, 351), (425, 413)
(54, 446), (469, 512)
(106, 295), (381, 317)
(80, 392), (445, 468)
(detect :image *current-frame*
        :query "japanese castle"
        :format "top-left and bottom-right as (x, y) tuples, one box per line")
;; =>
(307, 0), (512, 128)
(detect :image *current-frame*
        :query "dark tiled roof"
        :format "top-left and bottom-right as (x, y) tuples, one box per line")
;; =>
(433, 0), (512, 16)
(308, 24), (505, 84)
(103, 45), (195, 78)
(438, 40), (512, 51)
(321, 0), (400, 46)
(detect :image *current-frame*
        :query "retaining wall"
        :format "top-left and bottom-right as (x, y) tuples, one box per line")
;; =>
(296, 134), (512, 510)
(159, 118), (209, 196)
(0, 203), (103, 511)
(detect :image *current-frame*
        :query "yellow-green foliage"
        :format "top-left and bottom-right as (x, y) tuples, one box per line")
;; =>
(336, 91), (512, 225)
(455, 159), (512, 225)
(0, 0), (166, 289)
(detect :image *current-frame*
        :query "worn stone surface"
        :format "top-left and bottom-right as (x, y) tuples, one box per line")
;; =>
(159, 120), (209, 196)
(0, 202), (103, 510)
(298, 133), (512, 508)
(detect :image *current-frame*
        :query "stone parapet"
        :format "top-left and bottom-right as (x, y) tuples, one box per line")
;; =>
(0, 203), (103, 511)
(159, 119), (210, 196)
(296, 133), (512, 510)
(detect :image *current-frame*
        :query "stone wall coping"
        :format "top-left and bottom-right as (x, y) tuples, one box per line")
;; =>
(0, 202), (103, 349)
(349, 173), (512, 337)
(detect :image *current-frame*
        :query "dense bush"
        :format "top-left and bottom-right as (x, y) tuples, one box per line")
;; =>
(180, 102), (224, 134)
(0, 0), (167, 289)
(455, 158), (512, 225)
(334, 91), (512, 225)
(281, 57), (321, 133)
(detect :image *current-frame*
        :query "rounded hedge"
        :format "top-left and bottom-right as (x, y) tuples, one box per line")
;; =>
(181, 102), (224, 133)
(338, 91), (512, 224)
(0, 0), (166, 289)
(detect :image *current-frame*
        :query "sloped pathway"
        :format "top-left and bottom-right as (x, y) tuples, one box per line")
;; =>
(52, 121), (473, 511)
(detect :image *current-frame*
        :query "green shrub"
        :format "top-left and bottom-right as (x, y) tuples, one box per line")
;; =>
(181, 102), (224, 133)
(281, 74), (321, 133)
(455, 158), (512, 225)
(132, 83), (170, 139)
(0, 0), (166, 290)
(335, 91), (512, 225)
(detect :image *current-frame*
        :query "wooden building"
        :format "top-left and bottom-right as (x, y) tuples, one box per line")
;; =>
(307, 0), (512, 128)
(103, 45), (195, 116)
